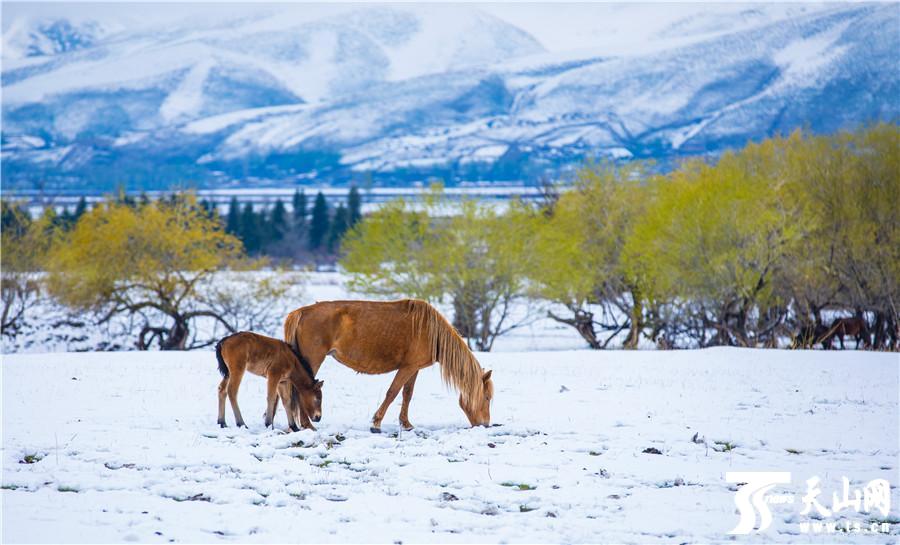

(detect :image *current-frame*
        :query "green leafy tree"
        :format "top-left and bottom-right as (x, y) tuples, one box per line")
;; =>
(526, 163), (651, 349)
(45, 194), (265, 350)
(342, 188), (531, 351)
(1, 201), (53, 336)
(623, 148), (800, 347)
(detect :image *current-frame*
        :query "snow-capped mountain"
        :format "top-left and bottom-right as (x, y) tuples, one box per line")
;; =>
(1, 3), (897, 190)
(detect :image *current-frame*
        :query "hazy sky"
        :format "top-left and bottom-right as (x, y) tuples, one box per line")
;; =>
(1, 2), (844, 54)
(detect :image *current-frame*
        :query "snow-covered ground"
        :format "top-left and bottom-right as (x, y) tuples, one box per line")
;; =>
(2, 348), (897, 543)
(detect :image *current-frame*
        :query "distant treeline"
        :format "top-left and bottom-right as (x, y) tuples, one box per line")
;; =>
(3, 187), (364, 264)
(2, 124), (897, 352)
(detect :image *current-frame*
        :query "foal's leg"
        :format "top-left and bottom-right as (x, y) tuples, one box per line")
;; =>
(371, 366), (418, 433)
(217, 376), (229, 427)
(226, 368), (247, 428)
(278, 382), (300, 432)
(264, 374), (280, 428)
(399, 371), (419, 431)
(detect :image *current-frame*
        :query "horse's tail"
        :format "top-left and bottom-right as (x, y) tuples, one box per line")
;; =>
(215, 335), (230, 378)
(284, 309), (303, 355)
(410, 300), (484, 407)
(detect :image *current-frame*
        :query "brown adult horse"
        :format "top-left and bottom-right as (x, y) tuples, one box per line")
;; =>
(216, 332), (324, 431)
(825, 317), (870, 350)
(283, 299), (494, 433)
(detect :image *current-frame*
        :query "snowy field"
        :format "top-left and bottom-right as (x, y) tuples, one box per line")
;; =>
(2, 348), (898, 543)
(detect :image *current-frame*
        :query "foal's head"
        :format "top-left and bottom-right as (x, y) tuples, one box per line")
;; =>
(297, 379), (324, 423)
(459, 370), (493, 427)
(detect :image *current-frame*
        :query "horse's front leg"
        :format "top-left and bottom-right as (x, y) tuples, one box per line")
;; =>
(264, 374), (280, 428)
(399, 371), (419, 431)
(371, 367), (418, 433)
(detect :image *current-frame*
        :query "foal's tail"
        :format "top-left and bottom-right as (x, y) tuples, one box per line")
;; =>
(215, 335), (231, 378)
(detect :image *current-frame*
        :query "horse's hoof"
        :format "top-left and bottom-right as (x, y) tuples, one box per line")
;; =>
(289, 424), (300, 433)
(370, 427), (381, 434)
(218, 422), (226, 428)
(400, 423), (414, 431)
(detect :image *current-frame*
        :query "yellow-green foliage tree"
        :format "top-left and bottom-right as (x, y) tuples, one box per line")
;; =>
(45, 194), (270, 350)
(780, 123), (899, 347)
(1, 201), (55, 336)
(623, 143), (802, 347)
(526, 163), (652, 349)
(341, 187), (530, 351)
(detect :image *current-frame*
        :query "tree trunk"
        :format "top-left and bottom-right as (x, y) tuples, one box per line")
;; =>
(160, 318), (189, 350)
(547, 307), (601, 349)
(624, 288), (643, 349)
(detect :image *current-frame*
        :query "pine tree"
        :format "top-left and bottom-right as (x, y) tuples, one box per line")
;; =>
(73, 196), (88, 222)
(240, 202), (261, 253)
(270, 199), (287, 241)
(309, 191), (329, 250)
(292, 189), (307, 231)
(226, 197), (240, 235)
(60, 206), (74, 230)
(328, 203), (349, 252)
(348, 185), (362, 228)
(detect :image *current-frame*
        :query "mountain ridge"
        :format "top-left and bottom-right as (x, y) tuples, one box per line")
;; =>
(2, 3), (897, 190)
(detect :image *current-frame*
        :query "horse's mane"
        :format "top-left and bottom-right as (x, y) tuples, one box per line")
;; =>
(407, 299), (484, 407)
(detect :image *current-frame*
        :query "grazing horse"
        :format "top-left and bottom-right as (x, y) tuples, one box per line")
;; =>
(283, 299), (494, 433)
(825, 317), (870, 349)
(216, 332), (324, 431)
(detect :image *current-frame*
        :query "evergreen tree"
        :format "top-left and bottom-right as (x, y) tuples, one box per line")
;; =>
(73, 196), (88, 222)
(270, 199), (287, 241)
(60, 206), (74, 230)
(348, 186), (362, 227)
(293, 189), (307, 231)
(328, 203), (349, 252)
(309, 191), (329, 250)
(226, 197), (240, 235)
(240, 202), (261, 253)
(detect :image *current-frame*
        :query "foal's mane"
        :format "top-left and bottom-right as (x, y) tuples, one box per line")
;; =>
(407, 300), (484, 407)
(287, 343), (316, 382)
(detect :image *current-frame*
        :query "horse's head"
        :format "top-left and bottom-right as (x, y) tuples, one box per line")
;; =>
(295, 379), (324, 425)
(460, 370), (493, 427)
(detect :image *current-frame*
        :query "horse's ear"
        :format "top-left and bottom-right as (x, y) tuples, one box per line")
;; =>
(482, 370), (492, 381)
(316, 380), (324, 389)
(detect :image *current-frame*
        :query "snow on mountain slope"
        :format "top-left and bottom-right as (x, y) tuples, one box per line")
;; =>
(1, 3), (897, 189)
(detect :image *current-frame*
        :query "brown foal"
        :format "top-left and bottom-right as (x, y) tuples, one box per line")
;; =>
(216, 331), (323, 431)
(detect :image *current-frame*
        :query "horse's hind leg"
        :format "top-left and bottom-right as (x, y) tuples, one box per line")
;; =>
(399, 371), (419, 431)
(217, 376), (229, 427)
(371, 366), (418, 433)
(278, 382), (300, 433)
(226, 368), (247, 428)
